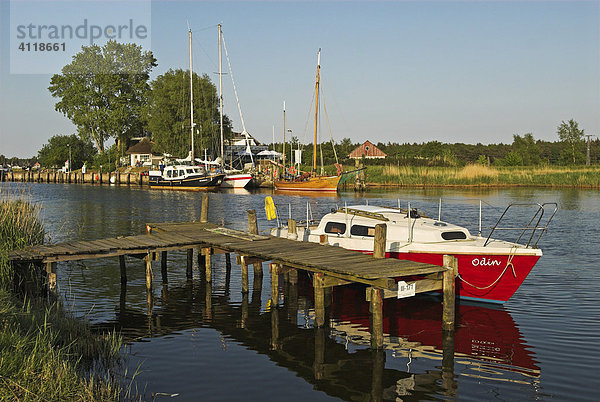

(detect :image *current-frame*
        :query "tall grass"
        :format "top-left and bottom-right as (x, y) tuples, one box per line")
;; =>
(0, 190), (124, 400)
(0, 194), (45, 289)
(367, 164), (600, 187)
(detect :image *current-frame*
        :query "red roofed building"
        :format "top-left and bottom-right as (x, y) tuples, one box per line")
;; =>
(348, 141), (387, 159)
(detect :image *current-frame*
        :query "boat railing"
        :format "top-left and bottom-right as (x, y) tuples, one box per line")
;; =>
(337, 207), (390, 222)
(483, 202), (558, 248)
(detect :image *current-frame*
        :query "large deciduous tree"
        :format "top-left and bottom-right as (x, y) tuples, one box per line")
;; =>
(557, 119), (585, 165)
(38, 134), (96, 169)
(144, 69), (233, 159)
(48, 41), (156, 153)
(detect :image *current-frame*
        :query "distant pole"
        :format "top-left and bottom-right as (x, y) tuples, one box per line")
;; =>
(585, 135), (592, 166)
(283, 101), (286, 170)
(67, 144), (71, 173)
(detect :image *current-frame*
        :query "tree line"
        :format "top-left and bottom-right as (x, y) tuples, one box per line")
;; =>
(275, 121), (597, 169)
(30, 40), (232, 170)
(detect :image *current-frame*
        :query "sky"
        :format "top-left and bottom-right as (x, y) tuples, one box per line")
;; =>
(1, 0), (598, 158)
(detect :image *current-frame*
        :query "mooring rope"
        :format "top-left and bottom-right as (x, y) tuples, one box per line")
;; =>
(457, 247), (518, 290)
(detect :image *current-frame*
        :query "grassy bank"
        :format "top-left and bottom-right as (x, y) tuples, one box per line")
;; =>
(0, 193), (123, 400)
(363, 164), (600, 188)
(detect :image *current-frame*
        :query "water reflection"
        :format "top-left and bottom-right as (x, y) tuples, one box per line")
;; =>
(97, 262), (538, 400)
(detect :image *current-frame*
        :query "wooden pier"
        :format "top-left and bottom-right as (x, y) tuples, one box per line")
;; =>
(0, 169), (149, 185)
(8, 195), (457, 349)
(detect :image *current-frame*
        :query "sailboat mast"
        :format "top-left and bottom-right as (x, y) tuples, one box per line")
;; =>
(189, 29), (194, 162)
(283, 100), (286, 170)
(313, 49), (321, 172)
(218, 24), (224, 163)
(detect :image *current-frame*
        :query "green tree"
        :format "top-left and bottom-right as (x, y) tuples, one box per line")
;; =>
(38, 134), (97, 169)
(512, 133), (541, 165)
(557, 119), (585, 165)
(49, 41), (156, 153)
(503, 151), (523, 166)
(144, 69), (232, 159)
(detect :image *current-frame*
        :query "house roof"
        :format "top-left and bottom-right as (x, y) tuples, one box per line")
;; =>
(125, 138), (154, 155)
(348, 140), (387, 158)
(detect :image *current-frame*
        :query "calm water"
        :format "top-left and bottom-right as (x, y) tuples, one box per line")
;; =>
(4, 183), (599, 400)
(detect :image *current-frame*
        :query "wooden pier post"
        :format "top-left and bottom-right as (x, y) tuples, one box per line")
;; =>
(247, 210), (258, 235)
(288, 218), (297, 240)
(371, 349), (385, 402)
(186, 249), (193, 280)
(45, 262), (57, 296)
(369, 287), (384, 349)
(442, 255), (457, 331)
(253, 261), (263, 278)
(145, 253), (153, 291)
(313, 272), (325, 327)
(200, 193), (209, 223)
(119, 255), (127, 284)
(204, 248), (212, 282)
(270, 263), (280, 307)
(373, 224), (386, 258)
(161, 251), (168, 283)
(241, 256), (249, 294)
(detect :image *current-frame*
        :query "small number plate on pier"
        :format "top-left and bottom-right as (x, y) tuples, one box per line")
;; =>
(397, 281), (415, 298)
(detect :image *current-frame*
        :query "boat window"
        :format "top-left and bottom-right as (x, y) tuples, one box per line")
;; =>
(167, 170), (173, 178)
(351, 225), (375, 237)
(441, 231), (467, 240)
(324, 222), (346, 235)
(186, 169), (195, 174)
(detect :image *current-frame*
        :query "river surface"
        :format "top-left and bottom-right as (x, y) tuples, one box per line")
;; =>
(4, 183), (599, 401)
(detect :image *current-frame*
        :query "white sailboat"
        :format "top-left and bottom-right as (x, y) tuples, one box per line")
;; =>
(217, 24), (253, 189)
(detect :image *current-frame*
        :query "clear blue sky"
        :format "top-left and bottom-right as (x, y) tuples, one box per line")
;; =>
(1, 0), (598, 158)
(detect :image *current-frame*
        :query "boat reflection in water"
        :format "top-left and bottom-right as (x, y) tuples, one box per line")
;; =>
(105, 264), (538, 400)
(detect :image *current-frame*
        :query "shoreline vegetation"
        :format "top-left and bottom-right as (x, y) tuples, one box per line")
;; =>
(357, 164), (600, 189)
(0, 193), (124, 400)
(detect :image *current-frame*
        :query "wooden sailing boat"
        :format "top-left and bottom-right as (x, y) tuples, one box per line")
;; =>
(274, 49), (342, 193)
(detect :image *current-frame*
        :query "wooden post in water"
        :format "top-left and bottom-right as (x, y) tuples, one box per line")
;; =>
(241, 256), (249, 294)
(373, 224), (386, 258)
(247, 210), (258, 235)
(119, 255), (127, 284)
(270, 263), (280, 307)
(369, 287), (384, 349)
(46, 262), (57, 296)
(442, 255), (457, 331)
(313, 272), (325, 327)
(204, 248), (212, 282)
(201, 193), (209, 223)
(161, 251), (168, 283)
(145, 253), (153, 290)
(442, 329), (456, 397)
(186, 249), (193, 279)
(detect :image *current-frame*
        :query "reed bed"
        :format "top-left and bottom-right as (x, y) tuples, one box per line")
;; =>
(0, 190), (124, 401)
(367, 164), (600, 187)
